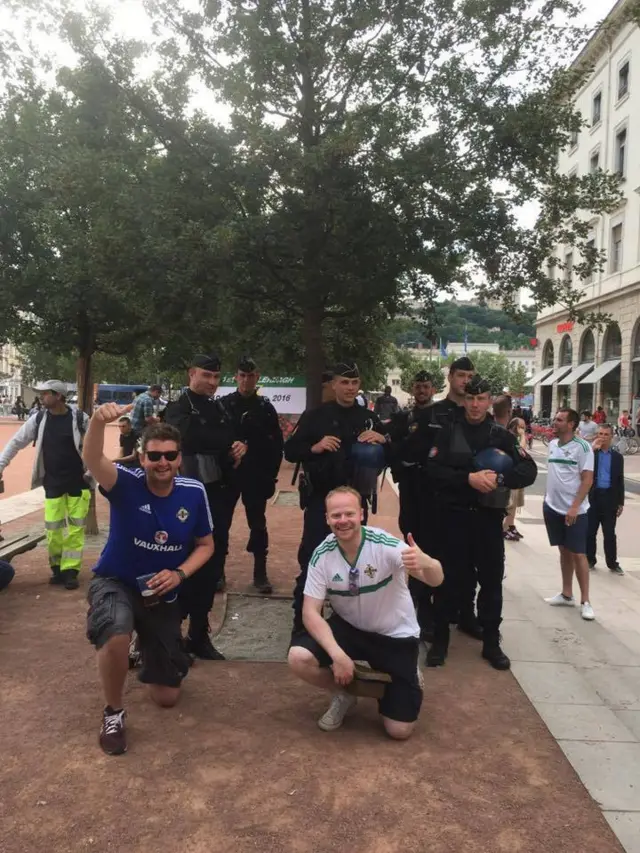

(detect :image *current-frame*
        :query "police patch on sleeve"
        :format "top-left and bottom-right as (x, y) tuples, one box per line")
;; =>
(428, 446), (438, 458)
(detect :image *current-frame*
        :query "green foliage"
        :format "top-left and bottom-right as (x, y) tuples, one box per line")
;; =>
(444, 351), (528, 397)
(0, 0), (625, 409)
(389, 302), (537, 351)
(394, 348), (445, 395)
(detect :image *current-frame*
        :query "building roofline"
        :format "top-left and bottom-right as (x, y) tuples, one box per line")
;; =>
(571, 0), (636, 71)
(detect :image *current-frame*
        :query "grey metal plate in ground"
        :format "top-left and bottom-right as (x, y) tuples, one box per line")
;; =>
(215, 594), (293, 661)
(272, 490), (300, 507)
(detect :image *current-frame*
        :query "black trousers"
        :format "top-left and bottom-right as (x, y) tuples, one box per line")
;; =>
(432, 507), (504, 638)
(586, 490), (619, 568)
(179, 482), (236, 638)
(228, 486), (269, 559)
(292, 492), (368, 633)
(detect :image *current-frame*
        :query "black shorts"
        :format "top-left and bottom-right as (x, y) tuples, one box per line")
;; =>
(86, 576), (190, 688)
(543, 502), (588, 555)
(292, 613), (422, 723)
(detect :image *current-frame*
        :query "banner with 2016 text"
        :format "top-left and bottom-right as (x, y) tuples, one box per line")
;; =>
(215, 376), (306, 415)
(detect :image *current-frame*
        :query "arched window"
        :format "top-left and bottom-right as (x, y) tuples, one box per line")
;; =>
(542, 340), (554, 368)
(603, 323), (622, 360)
(559, 335), (573, 366)
(632, 321), (640, 360)
(580, 329), (595, 363)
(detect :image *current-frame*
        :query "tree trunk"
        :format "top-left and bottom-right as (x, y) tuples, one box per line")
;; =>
(76, 347), (99, 535)
(304, 306), (325, 409)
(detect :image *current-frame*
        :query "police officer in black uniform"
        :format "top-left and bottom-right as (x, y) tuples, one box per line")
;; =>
(222, 356), (284, 594)
(388, 370), (436, 637)
(284, 361), (387, 633)
(164, 353), (246, 659)
(426, 375), (537, 670)
(421, 356), (483, 639)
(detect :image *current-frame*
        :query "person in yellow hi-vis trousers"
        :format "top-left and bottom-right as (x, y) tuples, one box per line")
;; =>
(0, 380), (93, 590)
(45, 490), (92, 574)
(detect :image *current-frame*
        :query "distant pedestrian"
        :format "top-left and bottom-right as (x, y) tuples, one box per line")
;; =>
(374, 386), (399, 421)
(543, 408), (595, 621)
(130, 385), (162, 435)
(618, 410), (631, 431)
(503, 417), (527, 541)
(593, 406), (606, 425)
(114, 415), (139, 468)
(586, 425), (624, 575)
(0, 380), (92, 589)
(578, 410), (598, 444)
(13, 396), (26, 420)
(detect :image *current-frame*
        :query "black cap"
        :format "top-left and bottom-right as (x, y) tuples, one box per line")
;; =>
(414, 370), (432, 383)
(321, 370), (334, 384)
(464, 375), (491, 395)
(191, 353), (221, 371)
(333, 361), (360, 379)
(450, 356), (475, 373)
(237, 355), (257, 372)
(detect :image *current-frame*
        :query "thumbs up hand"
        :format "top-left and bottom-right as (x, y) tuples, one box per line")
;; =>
(401, 532), (443, 587)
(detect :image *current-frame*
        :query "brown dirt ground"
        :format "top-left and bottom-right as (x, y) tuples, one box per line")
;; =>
(0, 460), (624, 853)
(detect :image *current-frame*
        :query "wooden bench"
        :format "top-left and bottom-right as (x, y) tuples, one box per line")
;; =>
(0, 530), (46, 563)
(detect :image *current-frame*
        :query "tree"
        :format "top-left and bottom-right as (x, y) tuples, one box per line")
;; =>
(395, 348), (444, 395)
(139, 0), (621, 405)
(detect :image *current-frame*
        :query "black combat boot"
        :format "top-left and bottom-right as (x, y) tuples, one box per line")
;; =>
(253, 555), (273, 595)
(481, 633), (511, 670)
(185, 632), (226, 661)
(49, 565), (64, 585)
(426, 624), (450, 667)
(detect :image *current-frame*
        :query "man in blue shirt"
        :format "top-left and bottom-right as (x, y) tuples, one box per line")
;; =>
(587, 424), (625, 575)
(130, 384), (162, 434)
(83, 403), (214, 756)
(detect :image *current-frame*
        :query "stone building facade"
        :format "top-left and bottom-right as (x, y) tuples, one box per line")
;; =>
(532, 1), (640, 425)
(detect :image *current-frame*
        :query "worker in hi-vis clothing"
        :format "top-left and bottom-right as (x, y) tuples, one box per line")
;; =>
(0, 380), (93, 590)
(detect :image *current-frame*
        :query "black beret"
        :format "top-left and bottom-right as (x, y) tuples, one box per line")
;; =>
(237, 355), (257, 372)
(333, 361), (360, 379)
(413, 370), (432, 383)
(191, 353), (221, 371)
(450, 356), (475, 373)
(464, 375), (491, 395)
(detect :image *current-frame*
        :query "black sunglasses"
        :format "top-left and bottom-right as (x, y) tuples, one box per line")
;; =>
(145, 450), (180, 462)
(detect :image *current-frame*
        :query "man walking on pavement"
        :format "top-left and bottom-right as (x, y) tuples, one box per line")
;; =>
(164, 354), (246, 659)
(0, 380), (91, 589)
(586, 424), (625, 575)
(543, 408), (596, 621)
(578, 410), (598, 444)
(221, 356), (283, 593)
(130, 384), (162, 436)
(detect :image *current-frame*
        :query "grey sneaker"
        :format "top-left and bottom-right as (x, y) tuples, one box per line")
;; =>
(317, 692), (357, 732)
(609, 565), (625, 576)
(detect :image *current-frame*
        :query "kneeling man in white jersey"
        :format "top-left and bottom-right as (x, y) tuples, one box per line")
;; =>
(288, 486), (443, 739)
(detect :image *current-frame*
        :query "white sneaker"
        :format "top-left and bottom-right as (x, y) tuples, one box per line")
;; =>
(545, 593), (576, 607)
(317, 692), (357, 732)
(581, 602), (595, 621)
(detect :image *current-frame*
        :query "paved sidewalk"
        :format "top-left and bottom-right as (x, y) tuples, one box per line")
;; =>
(502, 515), (640, 853)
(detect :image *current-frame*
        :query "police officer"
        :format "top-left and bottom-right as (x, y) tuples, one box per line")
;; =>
(388, 370), (436, 638)
(164, 353), (246, 659)
(426, 375), (537, 670)
(222, 356), (284, 594)
(284, 361), (387, 634)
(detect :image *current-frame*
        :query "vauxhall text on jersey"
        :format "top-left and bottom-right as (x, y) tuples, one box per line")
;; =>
(93, 466), (213, 587)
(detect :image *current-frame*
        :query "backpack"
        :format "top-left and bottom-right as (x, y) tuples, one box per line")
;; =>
(33, 408), (87, 447)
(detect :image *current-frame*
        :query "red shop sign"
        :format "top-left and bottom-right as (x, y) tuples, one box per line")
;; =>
(556, 321), (574, 334)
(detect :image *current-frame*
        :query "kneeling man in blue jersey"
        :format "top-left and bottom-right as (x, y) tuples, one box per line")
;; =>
(288, 486), (443, 739)
(82, 403), (214, 756)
